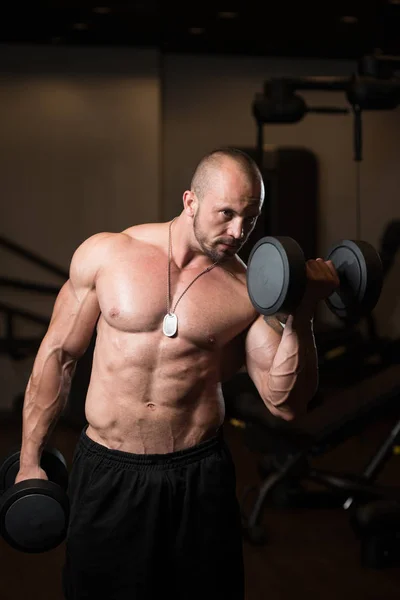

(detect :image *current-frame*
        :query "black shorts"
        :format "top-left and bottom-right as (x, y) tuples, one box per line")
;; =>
(62, 427), (244, 600)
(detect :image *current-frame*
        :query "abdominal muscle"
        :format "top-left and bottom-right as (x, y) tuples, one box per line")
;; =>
(84, 323), (225, 454)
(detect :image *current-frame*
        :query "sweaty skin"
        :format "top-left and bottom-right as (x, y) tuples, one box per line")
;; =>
(16, 154), (338, 478)
(86, 225), (256, 452)
(19, 224), (259, 459)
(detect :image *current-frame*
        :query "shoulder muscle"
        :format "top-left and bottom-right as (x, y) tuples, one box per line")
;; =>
(69, 231), (130, 296)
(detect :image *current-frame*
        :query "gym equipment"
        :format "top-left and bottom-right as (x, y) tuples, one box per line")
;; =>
(246, 236), (307, 317)
(0, 446), (69, 553)
(351, 500), (400, 569)
(380, 219), (400, 278)
(246, 236), (383, 321)
(237, 146), (319, 266)
(308, 218), (400, 383)
(252, 54), (400, 241)
(252, 54), (400, 163)
(223, 365), (400, 556)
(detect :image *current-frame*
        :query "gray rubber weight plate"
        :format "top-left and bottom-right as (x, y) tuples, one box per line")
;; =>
(247, 236), (306, 316)
(325, 239), (383, 319)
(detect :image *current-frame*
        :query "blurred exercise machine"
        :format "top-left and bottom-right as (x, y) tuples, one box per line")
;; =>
(224, 365), (400, 568)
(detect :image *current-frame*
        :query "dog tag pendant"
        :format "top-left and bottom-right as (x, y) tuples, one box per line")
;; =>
(163, 313), (178, 337)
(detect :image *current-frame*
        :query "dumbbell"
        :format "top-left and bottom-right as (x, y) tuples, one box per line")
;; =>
(0, 446), (69, 553)
(246, 236), (383, 320)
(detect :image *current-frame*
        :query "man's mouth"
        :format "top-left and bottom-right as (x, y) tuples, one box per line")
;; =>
(219, 242), (237, 250)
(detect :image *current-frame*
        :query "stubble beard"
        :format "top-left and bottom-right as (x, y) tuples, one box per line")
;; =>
(193, 214), (246, 263)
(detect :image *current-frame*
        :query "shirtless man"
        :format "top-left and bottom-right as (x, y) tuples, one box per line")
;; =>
(16, 147), (338, 600)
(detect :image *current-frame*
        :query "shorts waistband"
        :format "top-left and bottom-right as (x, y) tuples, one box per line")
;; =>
(78, 426), (224, 469)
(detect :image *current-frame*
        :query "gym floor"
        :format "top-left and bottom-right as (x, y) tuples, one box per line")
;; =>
(1, 407), (400, 600)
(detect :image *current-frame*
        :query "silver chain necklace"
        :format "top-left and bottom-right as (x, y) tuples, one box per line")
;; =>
(162, 218), (218, 337)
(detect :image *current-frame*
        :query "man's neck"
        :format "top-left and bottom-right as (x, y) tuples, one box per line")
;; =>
(169, 215), (214, 270)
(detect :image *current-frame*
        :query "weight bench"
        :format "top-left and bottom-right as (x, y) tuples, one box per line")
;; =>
(223, 365), (400, 562)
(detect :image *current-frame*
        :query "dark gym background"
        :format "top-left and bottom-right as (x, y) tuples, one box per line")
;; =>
(1, 3), (400, 599)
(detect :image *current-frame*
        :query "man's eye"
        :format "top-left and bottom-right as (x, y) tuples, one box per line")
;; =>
(222, 210), (233, 218)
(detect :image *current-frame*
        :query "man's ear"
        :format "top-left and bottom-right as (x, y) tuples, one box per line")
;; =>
(183, 190), (198, 218)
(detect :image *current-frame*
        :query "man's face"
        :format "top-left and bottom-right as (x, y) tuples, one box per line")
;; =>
(192, 165), (263, 263)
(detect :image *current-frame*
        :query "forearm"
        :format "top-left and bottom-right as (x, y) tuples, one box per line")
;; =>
(266, 312), (318, 419)
(20, 345), (76, 469)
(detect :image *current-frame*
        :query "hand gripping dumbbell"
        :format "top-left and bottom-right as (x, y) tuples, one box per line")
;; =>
(246, 237), (383, 320)
(0, 446), (69, 553)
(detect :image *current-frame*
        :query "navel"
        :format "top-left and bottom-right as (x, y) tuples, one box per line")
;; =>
(146, 402), (156, 411)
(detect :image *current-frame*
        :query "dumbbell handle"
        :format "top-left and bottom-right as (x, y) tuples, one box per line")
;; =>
(0, 447), (68, 493)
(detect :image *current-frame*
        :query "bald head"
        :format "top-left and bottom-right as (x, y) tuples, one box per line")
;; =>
(190, 147), (264, 205)
(182, 148), (264, 263)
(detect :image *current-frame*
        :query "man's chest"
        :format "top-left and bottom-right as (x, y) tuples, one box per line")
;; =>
(96, 262), (255, 345)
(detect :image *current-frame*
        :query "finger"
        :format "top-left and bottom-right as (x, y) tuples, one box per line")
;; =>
(307, 259), (331, 273)
(325, 259), (339, 278)
(306, 258), (324, 271)
(306, 260), (339, 284)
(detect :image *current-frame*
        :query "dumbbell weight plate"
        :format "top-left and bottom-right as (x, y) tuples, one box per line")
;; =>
(325, 240), (383, 320)
(0, 479), (69, 553)
(246, 236), (307, 316)
(0, 449), (23, 493)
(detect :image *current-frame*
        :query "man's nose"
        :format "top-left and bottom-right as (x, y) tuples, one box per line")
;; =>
(228, 219), (244, 239)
